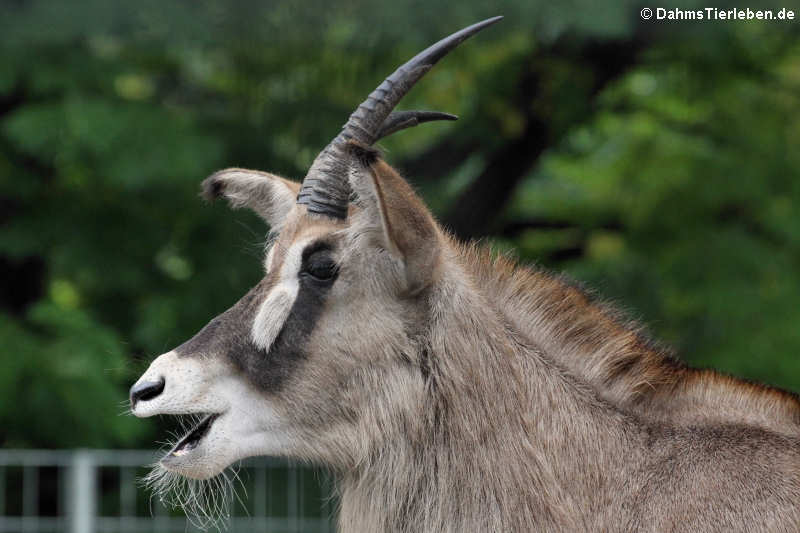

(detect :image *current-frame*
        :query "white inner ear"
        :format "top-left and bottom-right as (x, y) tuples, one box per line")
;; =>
(251, 239), (307, 350)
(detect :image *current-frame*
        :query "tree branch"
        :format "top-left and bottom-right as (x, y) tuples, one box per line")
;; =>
(441, 32), (651, 240)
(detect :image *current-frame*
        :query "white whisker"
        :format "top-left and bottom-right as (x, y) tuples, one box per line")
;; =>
(141, 456), (239, 531)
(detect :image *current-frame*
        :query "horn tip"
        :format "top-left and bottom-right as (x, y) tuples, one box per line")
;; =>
(473, 16), (504, 30)
(417, 111), (458, 123)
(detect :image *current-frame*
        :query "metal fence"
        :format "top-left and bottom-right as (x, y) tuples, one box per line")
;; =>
(0, 449), (335, 533)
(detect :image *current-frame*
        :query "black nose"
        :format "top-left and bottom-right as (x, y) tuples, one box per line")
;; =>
(130, 377), (165, 409)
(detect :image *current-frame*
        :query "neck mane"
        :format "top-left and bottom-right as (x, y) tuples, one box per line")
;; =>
(338, 254), (642, 532)
(455, 240), (800, 432)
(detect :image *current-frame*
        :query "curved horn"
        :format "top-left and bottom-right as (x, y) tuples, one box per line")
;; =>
(297, 16), (503, 219)
(375, 110), (458, 141)
(341, 16), (502, 145)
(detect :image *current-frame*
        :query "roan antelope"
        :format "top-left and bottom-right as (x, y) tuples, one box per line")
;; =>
(130, 17), (800, 532)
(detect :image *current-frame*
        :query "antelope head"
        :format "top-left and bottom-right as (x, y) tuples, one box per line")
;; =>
(130, 17), (501, 482)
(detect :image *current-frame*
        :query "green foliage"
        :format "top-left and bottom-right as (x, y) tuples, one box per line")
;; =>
(0, 300), (143, 447)
(508, 24), (800, 389)
(1, 0), (798, 448)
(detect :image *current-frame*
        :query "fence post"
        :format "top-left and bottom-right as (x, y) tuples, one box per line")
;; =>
(68, 449), (96, 533)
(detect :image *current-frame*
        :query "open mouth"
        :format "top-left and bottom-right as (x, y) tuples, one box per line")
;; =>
(166, 414), (220, 459)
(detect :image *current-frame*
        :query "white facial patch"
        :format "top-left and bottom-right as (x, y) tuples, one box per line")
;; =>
(250, 238), (310, 351)
(134, 350), (296, 480)
(159, 378), (295, 476)
(252, 288), (295, 349)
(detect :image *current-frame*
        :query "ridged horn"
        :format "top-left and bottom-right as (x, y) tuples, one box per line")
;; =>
(297, 16), (502, 219)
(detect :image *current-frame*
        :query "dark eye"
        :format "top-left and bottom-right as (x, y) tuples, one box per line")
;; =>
(301, 250), (338, 282)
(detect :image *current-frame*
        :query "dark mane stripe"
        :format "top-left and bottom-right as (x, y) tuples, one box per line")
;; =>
(456, 240), (800, 432)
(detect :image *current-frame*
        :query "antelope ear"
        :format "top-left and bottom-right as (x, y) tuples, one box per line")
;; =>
(346, 143), (442, 295)
(201, 168), (300, 228)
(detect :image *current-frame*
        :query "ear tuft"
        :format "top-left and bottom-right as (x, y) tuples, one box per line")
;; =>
(345, 141), (381, 168)
(200, 173), (226, 202)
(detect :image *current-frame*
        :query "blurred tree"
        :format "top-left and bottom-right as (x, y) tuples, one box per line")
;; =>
(0, 0), (798, 448)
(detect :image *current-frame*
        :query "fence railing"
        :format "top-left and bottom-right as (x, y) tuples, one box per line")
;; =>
(0, 449), (335, 533)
